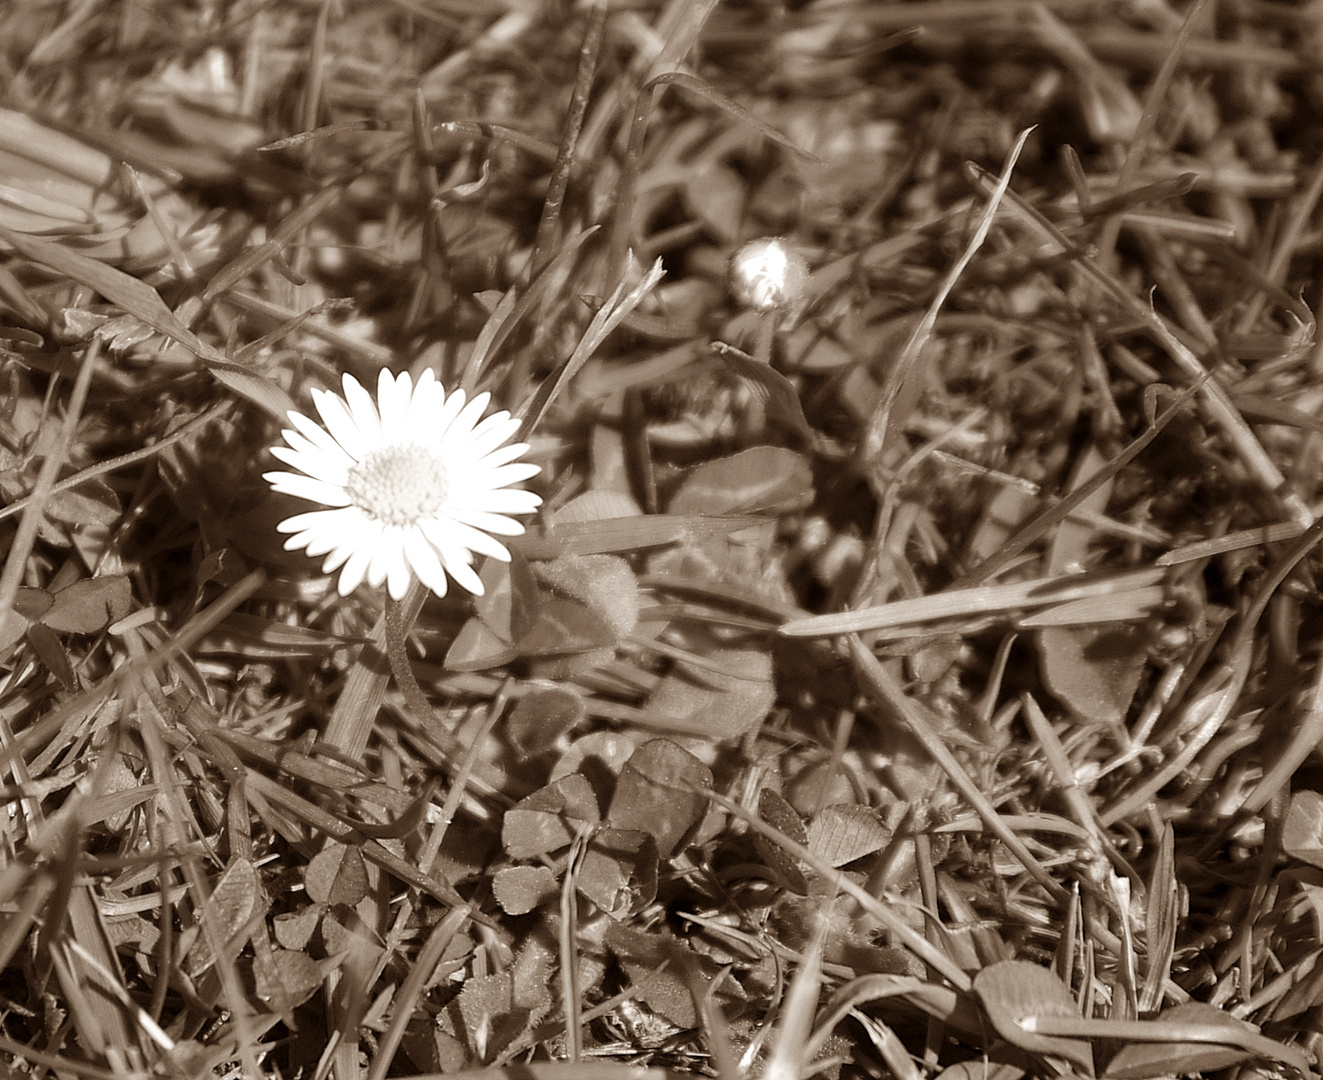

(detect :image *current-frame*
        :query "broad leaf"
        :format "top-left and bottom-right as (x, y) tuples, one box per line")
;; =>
(502, 773), (600, 860)
(493, 866), (559, 916)
(1104, 1002), (1257, 1079)
(606, 739), (713, 858)
(577, 828), (658, 916)
(668, 445), (814, 515)
(304, 841), (369, 908)
(973, 960), (1094, 1073)
(41, 575), (132, 634)
(808, 804), (891, 868)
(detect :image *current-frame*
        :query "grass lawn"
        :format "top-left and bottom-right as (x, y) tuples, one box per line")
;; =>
(1, 1), (1322, 1078)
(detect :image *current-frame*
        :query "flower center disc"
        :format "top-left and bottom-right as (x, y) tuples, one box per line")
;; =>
(345, 444), (449, 526)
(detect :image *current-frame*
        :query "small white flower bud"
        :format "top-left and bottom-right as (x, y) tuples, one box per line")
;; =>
(728, 237), (809, 313)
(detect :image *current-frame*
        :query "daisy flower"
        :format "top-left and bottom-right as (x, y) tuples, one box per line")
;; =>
(264, 368), (541, 601)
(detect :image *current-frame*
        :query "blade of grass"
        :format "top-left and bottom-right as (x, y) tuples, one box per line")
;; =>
(0, 339), (98, 623)
(531, 1), (606, 275)
(964, 163), (1311, 527)
(321, 581), (426, 759)
(366, 905), (471, 1080)
(859, 127), (1033, 482)
(0, 401), (233, 525)
(696, 785), (973, 991)
(848, 635), (1069, 905)
(781, 566), (1166, 638)
(513, 257), (664, 443)
(0, 223), (297, 420)
(1102, 512), (1323, 825)
(763, 914), (827, 1080)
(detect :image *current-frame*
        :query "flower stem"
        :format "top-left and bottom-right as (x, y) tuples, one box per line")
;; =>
(384, 590), (439, 727)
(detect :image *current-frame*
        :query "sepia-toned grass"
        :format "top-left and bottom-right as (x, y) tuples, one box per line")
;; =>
(0, 1), (1322, 1079)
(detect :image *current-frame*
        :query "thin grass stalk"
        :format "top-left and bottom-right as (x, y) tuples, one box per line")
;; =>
(763, 918), (827, 1080)
(531, 1), (606, 276)
(1092, 0), (1216, 268)
(848, 636), (1069, 905)
(0, 339), (100, 619)
(965, 164), (1312, 526)
(322, 580), (425, 758)
(559, 831), (590, 1062)
(697, 786), (972, 991)
(366, 905), (471, 1080)
(1239, 647), (1323, 815)
(1102, 513), (1323, 825)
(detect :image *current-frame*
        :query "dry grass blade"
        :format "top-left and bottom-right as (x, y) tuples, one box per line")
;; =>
(0, 222), (296, 420)
(697, 786), (972, 991)
(0, 340), (98, 618)
(860, 127), (1033, 479)
(1103, 514), (1323, 826)
(762, 917), (826, 1080)
(848, 636), (1068, 905)
(366, 905), (471, 1080)
(781, 566), (1166, 638)
(964, 165), (1312, 527)
(531, 2), (606, 275)
(514, 258), (665, 442)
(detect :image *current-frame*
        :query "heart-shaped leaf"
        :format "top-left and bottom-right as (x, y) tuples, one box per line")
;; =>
(253, 948), (322, 1010)
(577, 828), (658, 916)
(607, 739), (713, 858)
(668, 445), (814, 515)
(755, 787), (810, 894)
(305, 841), (369, 908)
(502, 773), (600, 860)
(973, 960), (1094, 1074)
(41, 575), (132, 634)
(808, 804), (891, 868)
(492, 866), (559, 916)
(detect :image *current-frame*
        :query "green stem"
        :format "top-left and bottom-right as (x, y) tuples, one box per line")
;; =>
(384, 592), (437, 726)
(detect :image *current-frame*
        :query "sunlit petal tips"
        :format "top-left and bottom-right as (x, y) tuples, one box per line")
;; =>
(264, 369), (541, 601)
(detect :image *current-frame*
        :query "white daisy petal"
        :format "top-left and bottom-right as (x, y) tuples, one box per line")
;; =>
(271, 433), (352, 484)
(281, 529), (317, 552)
(421, 516), (511, 562)
(288, 411), (358, 468)
(268, 449), (350, 488)
(276, 506), (355, 533)
(301, 513), (368, 557)
(446, 507), (530, 536)
(404, 371), (445, 441)
(466, 422), (526, 462)
(313, 386), (372, 460)
(402, 528), (449, 597)
(427, 386), (470, 445)
(376, 368), (411, 433)
(266, 371), (540, 598)
(366, 535), (401, 591)
(341, 374), (382, 443)
(470, 440), (533, 470)
(473, 461), (543, 489)
(436, 540), (485, 596)
(447, 392), (492, 440)
(315, 542), (353, 569)
(264, 472), (354, 507)
(460, 487), (544, 516)
(336, 542), (373, 595)
(386, 550), (412, 600)
(315, 515), (379, 563)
